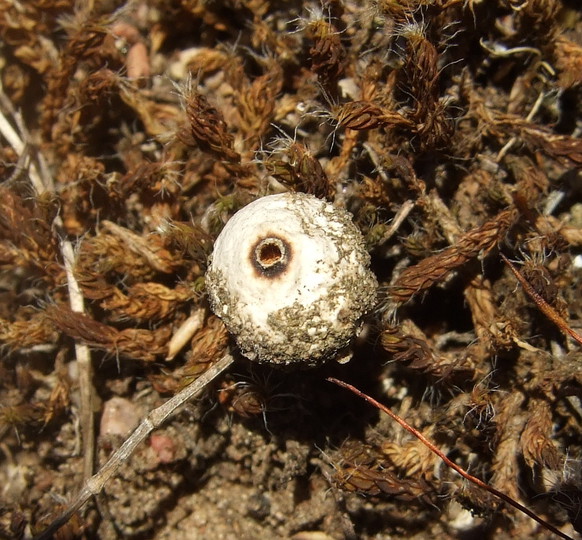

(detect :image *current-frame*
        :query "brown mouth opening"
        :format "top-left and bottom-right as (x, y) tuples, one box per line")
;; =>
(251, 236), (291, 278)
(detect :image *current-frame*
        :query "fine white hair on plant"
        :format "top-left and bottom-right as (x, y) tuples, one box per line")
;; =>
(286, 4), (334, 34)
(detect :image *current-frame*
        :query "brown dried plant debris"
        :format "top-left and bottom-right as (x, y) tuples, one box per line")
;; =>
(98, 282), (194, 323)
(262, 140), (335, 199)
(521, 399), (561, 472)
(334, 100), (414, 132)
(41, 12), (117, 141)
(0, 187), (60, 280)
(501, 254), (582, 347)
(490, 392), (527, 504)
(0, 0), (73, 82)
(75, 226), (197, 324)
(381, 324), (477, 383)
(45, 305), (169, 363)
(182, 314), (229, 379)
(334, 440), (438, 506)
(178, 91), (241, 164)
(1, 1), (582, 539)
(397, 23), (454, 149)
(498, 117), (582, 166)
(76, 221), (183, 285)
(0, 311), (58, 352)
(226, 57), (284, 151)
(307, 16), (346, 98)
(150, 314), (230, 394)
(390, 208), (518, 304)
(554, 35), (582, 89)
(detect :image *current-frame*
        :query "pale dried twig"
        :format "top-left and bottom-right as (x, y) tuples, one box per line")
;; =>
(496, 90), (546, 162)
(378, 200), (415, 246)
(0, 84), (96, 480)
(166, 307), (206, 361)
(60, 239), (95, 481)
(34, 352), (235, 540)
(0, 91), (45, 194)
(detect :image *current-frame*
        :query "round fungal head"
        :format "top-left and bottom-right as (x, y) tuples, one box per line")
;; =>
(205, 192), (378, 367)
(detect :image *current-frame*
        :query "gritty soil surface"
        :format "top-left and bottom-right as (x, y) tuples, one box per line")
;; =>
(0, 1), (582, 539)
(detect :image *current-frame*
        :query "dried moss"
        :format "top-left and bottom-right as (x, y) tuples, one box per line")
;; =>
(0, 0), (581, 539)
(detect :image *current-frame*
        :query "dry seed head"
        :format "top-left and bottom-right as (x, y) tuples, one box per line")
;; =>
(205, 192), (378, 367)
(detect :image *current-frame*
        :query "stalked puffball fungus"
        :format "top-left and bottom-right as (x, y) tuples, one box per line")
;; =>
(205, 192), (378, 366)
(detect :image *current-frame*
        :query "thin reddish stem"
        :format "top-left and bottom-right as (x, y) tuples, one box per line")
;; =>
(327, 376), (573, 540)
(501, 253), (582, 346)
